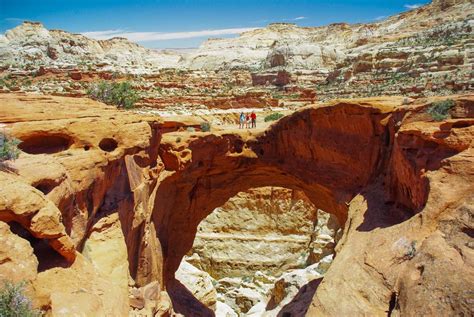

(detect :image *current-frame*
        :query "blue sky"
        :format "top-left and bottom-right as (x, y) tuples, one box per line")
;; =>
(0, 0), (429, 48)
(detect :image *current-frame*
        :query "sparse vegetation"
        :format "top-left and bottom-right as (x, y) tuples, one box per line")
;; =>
(0, 132), (20, 162)
(264, 113), (285, 122)
(426, 99), (455, 121)
(87, 81), (140, 109)
(200, 122), (211, 132)
(0, 281), (41, 317)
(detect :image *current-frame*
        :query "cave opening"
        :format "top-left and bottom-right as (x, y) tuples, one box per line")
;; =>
(18, 134), (73, 154)
(173, 186), (342, 317)
(8, 222), (70, 272)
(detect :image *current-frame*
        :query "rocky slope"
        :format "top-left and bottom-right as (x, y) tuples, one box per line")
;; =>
(0, 0), (471, 108)
(183, 0), (473, 71)
(0, 21), (181, 74)
(2, 1), (470, 73)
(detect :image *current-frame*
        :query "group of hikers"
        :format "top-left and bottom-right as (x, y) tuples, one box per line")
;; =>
(239, 111), (257, 129)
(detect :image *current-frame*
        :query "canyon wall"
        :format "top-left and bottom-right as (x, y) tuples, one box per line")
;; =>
(181, 189), (340, 316)
(0, 1), (472, 110)
(190, 187), (326, 279)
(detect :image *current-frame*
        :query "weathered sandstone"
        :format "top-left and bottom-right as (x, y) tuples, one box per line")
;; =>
(0, 93), (472, 316)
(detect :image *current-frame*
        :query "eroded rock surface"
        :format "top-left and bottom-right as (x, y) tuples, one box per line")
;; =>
(153, 94), (474, 316)
(0, 93), (472, 316)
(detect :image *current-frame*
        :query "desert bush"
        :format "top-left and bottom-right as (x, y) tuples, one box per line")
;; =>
(0, 281), (41, 317)
(0, 132), (20, 162)
(87, 81), (140, 109)
(200, 122), (211, 132)
(426, 99), (455, 121)
(264, 113), (285, 122)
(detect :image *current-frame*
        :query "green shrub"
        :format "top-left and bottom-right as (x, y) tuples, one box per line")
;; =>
(427, 99), (455, 121)
(264, 113), (285, 122)
(87, 81), (140, 109)
(0, 133), (20, 162)
(200, 122), (211, 132)
(0, 281), (41, 317)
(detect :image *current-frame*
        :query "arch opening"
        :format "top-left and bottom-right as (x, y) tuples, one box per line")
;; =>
(172, 186), (342, 316)
(151, 102), (437, 316)
(8, 221), (70, 272)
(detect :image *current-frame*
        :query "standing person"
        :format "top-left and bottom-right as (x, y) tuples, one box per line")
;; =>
(239, 112), (245, 129)
(245, 113), (250, 129)
(251, 111), (257, 128)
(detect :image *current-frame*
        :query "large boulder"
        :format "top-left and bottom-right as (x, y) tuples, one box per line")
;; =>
(175, 259), (217, 310)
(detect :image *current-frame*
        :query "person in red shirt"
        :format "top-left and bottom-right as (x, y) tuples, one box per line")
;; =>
(251, 111), (257, 128)
(245, 113), (250, 129)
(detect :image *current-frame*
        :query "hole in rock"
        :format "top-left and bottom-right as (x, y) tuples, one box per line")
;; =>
(99, 138), (118, 152)
(462, 227), (474, 238)
(233, 140), (244, 154)
(387, 292), (398, 317)
(451, 121), (471, 129)
(33, 179), (59, 195)
(84, 145), (90, 151)
(18, 134), (72, 154)
(8, 222), (69, 272)
(173, 186), (342, 316)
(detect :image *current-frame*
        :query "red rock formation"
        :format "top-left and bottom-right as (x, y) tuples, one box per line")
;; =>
(0, 94), (166, 290)
(152, 95), (473, 316)
(251, 71), (291, 86)
(0, 93), (472, 316)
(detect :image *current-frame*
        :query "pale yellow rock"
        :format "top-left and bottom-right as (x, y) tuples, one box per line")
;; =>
(175, 260), (217, 310)
(0, 172), (75, 262)
(32, 254), (129, 316)
(83, 213), (130, 292)
(0, 221), (38, 283)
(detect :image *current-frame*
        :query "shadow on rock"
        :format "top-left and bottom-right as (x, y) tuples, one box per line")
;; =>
(356, 181), (418, 232)
(276, 277), (323, 317)
(167, 278), (214, 317)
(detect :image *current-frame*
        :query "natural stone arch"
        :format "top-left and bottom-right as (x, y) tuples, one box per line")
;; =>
(153, 99), (408, 282)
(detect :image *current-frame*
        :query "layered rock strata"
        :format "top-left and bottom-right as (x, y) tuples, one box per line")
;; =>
(190, 187), (322, 279)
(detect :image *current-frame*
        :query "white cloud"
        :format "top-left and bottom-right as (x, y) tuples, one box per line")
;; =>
(282, 16), (307, 22)
(375, 15), (387, 21)
(81, 27), (258, 42)
(404, 4), (423, 9)
(81, 29), (126, 38)
(4, 18), (28, 23)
